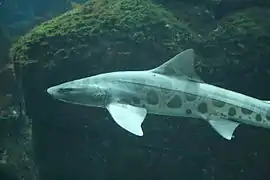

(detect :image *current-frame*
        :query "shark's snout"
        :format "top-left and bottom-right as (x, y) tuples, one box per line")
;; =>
(47, 86), (58, 97)
(47, 84), (76, 99)
(47, 87), (52, 95)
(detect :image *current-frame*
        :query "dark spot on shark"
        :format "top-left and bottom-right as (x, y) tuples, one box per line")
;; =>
(228, 107), (236, 116)
(212, 99), (225, 108)
(241, 107), (252, 114)
(131, 97), (140, 105)
(197, 102), (208, 114)
(146, 90), (159, 105)
(186, 109), (192, 115)
(167, 95), (182, 108)
(255, 114), (262, 122)
(185, 94), (197, 101)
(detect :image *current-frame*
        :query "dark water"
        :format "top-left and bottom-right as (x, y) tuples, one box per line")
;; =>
(1, 0), (270, 180)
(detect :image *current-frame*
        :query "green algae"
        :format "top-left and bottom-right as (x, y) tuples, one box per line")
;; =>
(193, 7), (270, 89)
(8, 5), (200, 179)
(11, 0), (197, 71)
(205, 7), (270, 65)
(154, 1), (216, 35)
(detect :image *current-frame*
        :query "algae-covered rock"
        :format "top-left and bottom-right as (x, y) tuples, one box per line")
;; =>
(0, 115), (38, 180)
(0, 28), (11, 67)
(155, 1), (216, 35)
(0, 28), (37, 180)
(200, 7), (270, 97)
(11, 0), (202, 180)
(12, 0), (198, 72)
(10, 0), (270, 179)
(213, 0), (270, 19)
(154, 0), (216, 6)
(0, 69), (38, 180)
(10, 0), (200, 124)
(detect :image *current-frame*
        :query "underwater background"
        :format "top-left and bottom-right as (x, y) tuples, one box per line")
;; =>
(1, 0), (270, 180)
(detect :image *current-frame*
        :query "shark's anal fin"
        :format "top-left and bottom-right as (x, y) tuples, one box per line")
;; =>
(106, 102), (147, 136)
(151, 49), (203, 82)
(208, 118), (240, 140)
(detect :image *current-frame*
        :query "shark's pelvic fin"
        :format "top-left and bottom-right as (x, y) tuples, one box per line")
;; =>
(208, 118), (240, 140)
(106, 102), (147, 136)
(151, 49), (203, 82)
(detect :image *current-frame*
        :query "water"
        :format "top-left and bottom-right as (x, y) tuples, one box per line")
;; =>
(1, 0), (270, 180)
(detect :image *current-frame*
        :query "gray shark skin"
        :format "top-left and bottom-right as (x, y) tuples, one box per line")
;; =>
(47, 49), (270, 140)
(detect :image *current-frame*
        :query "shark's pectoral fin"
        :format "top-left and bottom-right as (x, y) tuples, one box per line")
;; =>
(106, 102), (147, 136)
(208, 118), (240, 140)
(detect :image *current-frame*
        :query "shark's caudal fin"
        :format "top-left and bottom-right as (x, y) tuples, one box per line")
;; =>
(106, 102), (147, 136)
(150, 49), (203, 82)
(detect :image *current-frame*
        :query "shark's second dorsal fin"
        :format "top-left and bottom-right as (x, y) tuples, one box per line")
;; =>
(151, 49), (203, 82)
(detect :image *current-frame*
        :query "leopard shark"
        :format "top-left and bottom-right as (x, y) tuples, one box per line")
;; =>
(47, 49), (270, 140)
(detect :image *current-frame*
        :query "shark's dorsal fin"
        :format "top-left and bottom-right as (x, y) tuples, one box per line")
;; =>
(151, 49), (203, 82)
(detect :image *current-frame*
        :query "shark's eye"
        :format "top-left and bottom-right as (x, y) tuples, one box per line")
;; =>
(58, 88), (74, 93)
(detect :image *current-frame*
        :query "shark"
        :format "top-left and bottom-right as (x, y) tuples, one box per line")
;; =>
(47, 49), (270, 140)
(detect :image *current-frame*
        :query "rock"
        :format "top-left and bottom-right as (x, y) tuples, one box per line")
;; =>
(0, 163), (19, 180)
(153, 0), (216, 6)
(213, 0), (270, 19)
(0, 23), (37, 180)
(10, 0), (270, 179)
(0, 28), (11, 67)
(199, 7), (270, 98)
(11, 0), (201, 180)
(153, 1), (217, 35)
